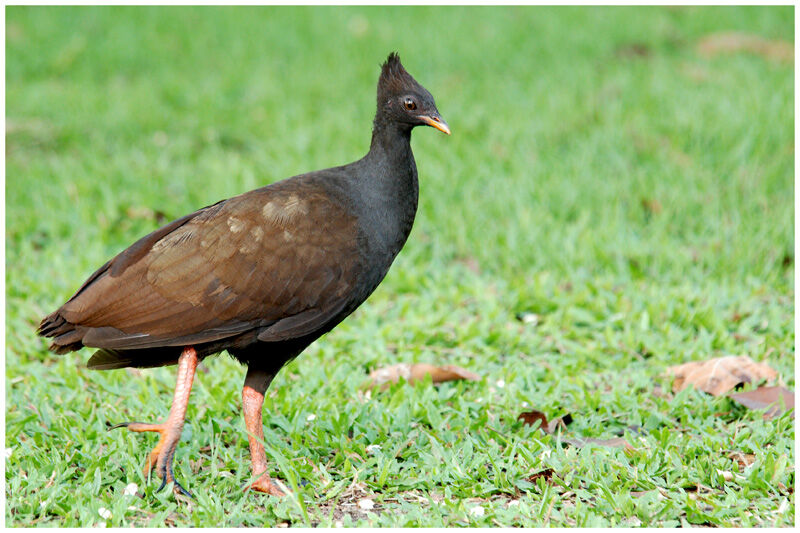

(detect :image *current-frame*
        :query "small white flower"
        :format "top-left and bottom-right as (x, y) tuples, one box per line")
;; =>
(357, 498), (374, 510)
(469, 505), (485, 517)
(98, 507), (112, 519)
(5, 448), (13, 459)
(507, 499), (520, 507)
(496, 379), (505, 388)
(366, 444), (382, 454)
(124, 483), (138, 496)
(306, 414), (316, 421)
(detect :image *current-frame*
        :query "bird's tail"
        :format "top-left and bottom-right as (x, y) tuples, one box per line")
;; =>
(85, 348), (179, 370)
(37, 311), (84, 354)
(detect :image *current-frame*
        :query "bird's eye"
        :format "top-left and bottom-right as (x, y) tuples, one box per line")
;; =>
(404, 98), (417, 111)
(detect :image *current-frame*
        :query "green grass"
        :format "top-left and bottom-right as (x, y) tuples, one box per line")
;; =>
(6, 5), (794, 527)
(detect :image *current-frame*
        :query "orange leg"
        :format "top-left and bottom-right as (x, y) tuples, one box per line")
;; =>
(242, 367), (286, 496)
(109, 346), (198, 496)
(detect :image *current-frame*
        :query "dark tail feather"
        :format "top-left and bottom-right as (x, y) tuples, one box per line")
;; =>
(40, 311), (183, 369)
(87, 348), (179, 370)
(87, 349), (135, 370)
(38, 311), (69, 337)
(38, 311), (85, 354)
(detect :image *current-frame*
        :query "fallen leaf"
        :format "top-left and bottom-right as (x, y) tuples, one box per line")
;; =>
(727, 451), (756, 470)
(697, 32), (793, 63)
(525, 468), (555, 484)
(641, 197), (663, 215)
(517, 409), (547, 429)
(729, 386), (794, 419)
(517, 410), (572, 434)
(666, 355), (778, 396)
(367, 363), (480, 389)
(616, 42), (651, 58)
(562, 436), (635, 451)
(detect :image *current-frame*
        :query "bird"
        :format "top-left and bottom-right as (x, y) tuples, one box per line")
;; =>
(37, 52), (449, 497)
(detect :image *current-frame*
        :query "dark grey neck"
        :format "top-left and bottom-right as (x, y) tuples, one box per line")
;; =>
(369, 114), (412, 154)
(349, 114), (419, 261)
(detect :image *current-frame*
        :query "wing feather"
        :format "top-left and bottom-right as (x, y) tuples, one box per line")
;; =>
(49, 177), (362, 355)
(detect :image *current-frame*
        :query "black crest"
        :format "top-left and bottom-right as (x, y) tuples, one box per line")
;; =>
(377, 52), (422, 102)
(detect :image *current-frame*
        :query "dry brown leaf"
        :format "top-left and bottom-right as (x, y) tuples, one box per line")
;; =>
(641, 197), (663, 215)
(697, 32), (793, 63)
(727, 451), (756, 470)
(729, 386), (794, 419)
(367, 362), (480, 389)
(525, 468), (556, 484)
(518, 410), (572, 434)
(667, 355), (778, 396)
(517, 409), (547, 428)
(563, 436), (635, 451)
(616, 43), (651, 58)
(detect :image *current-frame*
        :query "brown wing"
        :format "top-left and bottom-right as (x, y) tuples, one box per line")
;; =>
(43, 177), (362, 352)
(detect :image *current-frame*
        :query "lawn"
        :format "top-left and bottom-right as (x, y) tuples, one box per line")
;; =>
(5, 5), (794, 527)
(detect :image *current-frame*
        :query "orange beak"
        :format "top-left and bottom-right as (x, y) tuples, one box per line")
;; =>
(420, 114), (451, 135)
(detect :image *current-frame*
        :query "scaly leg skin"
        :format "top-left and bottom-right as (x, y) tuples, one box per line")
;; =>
(242, 367), (286, 496)
(109, 346), (199, 497)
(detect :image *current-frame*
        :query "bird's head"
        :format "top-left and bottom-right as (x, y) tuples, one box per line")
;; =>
(376, 52), (450, 135)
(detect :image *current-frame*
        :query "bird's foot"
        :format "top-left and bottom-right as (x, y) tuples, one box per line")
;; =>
(244, 472), (288, 497)
(109, 421), (192, 497)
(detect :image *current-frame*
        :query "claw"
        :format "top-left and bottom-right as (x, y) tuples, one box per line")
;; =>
(111, 347), (199, 498)
(244, 474), (288, 497)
